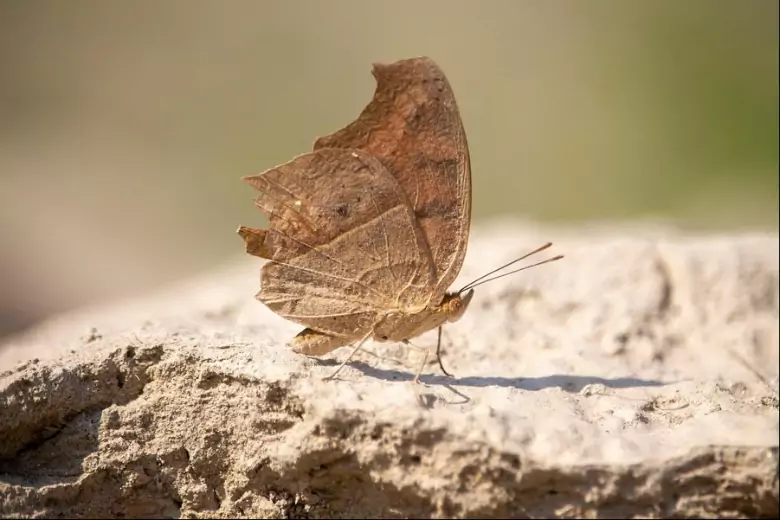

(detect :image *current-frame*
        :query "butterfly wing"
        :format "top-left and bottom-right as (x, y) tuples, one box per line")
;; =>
(313, 56), (472, 304)
(240, 148), (436, 340)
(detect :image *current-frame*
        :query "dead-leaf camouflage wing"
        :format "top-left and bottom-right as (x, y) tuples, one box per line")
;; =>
(313, 57), (472, 304)
(239, 148), (436, 340)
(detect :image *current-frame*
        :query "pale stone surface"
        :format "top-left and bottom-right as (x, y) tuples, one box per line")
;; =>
(1, 221), (778, 518)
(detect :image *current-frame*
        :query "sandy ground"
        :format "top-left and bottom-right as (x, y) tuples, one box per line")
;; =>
(1, 221), (778, 518)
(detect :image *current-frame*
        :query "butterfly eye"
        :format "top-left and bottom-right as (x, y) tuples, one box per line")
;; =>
(448, 289), (474, 322)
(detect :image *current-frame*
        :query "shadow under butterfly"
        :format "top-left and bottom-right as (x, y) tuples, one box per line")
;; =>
(238, 56), (562, 383)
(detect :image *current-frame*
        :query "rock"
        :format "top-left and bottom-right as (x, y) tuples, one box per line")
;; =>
(1, 221), (778, 518)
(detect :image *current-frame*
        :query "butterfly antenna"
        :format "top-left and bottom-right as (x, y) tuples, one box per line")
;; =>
(458, 242), (561, 294)
(460, 255), (564, 291)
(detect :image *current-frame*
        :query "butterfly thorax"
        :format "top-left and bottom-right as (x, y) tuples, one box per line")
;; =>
(372, 289), (474, 343)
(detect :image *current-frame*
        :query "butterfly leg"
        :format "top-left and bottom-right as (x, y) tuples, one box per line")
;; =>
(411, 347), (430, 385)
(401, 340), (432, 385)
(322, 331), (373, 382)
(402, 326), (453, 381)
(435, 326), (454, 377)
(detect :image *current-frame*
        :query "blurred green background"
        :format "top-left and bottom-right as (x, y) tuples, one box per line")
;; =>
(0, 0), (777, 339)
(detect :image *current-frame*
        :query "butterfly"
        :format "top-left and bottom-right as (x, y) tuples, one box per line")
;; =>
(238, 57), (561, 383)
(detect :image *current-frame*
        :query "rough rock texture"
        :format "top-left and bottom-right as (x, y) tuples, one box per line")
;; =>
(1, 221), (778, 519)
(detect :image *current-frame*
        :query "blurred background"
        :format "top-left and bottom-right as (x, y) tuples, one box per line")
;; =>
(1, 0), (778, 340)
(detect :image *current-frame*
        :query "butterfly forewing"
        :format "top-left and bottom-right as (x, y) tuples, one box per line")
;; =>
(313, 57), (472, 304)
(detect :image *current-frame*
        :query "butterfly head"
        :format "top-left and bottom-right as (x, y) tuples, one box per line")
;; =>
(440, 289), (475, 323)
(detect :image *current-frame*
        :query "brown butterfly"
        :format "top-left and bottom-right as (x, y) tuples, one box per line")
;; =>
(238, 57), (561, 383)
